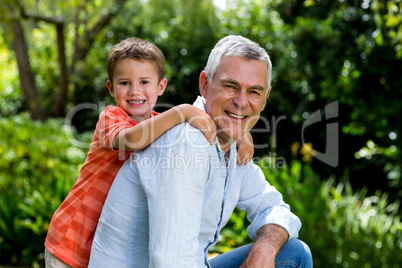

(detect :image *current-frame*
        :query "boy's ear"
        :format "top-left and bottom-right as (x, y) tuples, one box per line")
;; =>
(106, 80), (115, 97)
(157, 78), (168, 96)
(199, 71), (209, 98)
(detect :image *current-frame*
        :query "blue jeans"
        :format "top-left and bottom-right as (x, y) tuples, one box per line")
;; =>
(209, 238), (312, 268)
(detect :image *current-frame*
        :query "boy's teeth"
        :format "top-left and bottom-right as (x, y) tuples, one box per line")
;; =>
(128, 100), (145, 104)
(228, 112), (245, 119)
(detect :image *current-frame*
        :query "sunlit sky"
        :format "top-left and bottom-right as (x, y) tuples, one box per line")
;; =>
(213, 0), (226, 9)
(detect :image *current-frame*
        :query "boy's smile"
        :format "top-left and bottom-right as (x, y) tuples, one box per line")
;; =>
(107, 58), (167, 122)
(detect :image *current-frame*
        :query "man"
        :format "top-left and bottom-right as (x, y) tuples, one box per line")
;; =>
(89, 35), (312, 268)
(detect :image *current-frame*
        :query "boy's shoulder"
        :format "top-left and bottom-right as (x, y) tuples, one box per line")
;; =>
(101, 105), (128, 117)
(101, 105), (158, 120)
(98, 105), (138, 125)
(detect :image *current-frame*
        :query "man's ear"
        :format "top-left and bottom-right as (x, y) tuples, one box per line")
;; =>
(106, 80), (115, 97)
(266, 86), (272, 100)
(199, 71), (209, 98)
(261, 86), (272, 111)
(157, 78), (168, 96)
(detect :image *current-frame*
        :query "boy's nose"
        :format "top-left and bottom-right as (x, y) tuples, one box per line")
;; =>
(128, 85), (140, 96)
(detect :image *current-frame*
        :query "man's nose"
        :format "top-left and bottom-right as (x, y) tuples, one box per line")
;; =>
(232, 90), (248, 109)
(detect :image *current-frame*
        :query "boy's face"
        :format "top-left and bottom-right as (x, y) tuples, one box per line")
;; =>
(107, 58), (167, 122)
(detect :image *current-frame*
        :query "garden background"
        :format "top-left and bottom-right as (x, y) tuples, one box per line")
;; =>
(0, 0), (401, 267)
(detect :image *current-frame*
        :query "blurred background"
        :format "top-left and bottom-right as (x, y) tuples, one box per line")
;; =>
(0, 0), (401, 267)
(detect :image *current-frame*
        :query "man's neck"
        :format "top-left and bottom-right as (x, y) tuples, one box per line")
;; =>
(218, 136), (236, 153)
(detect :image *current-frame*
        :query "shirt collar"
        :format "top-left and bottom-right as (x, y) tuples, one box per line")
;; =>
(192, 95), (237, 159)
(193, 95), (206, 111)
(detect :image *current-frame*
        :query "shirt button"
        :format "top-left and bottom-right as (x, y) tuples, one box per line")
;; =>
(220, 165), (225, 170)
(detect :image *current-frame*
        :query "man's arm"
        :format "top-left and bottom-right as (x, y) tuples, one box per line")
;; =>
(240, 224), (289, 268)
(237, 165), (301, 241)
(236, 164), (301, 267)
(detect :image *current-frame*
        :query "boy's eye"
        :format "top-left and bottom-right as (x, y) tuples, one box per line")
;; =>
(140, 80), (150, 85)
(120, 81), (130, 86)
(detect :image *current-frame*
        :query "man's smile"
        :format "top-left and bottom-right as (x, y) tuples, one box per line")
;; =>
(226, 111), (247, 120)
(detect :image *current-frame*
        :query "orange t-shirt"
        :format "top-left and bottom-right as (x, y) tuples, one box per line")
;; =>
(45, 106), (158, 268)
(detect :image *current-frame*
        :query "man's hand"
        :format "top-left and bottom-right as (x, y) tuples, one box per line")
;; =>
(240, 224), (289, 268)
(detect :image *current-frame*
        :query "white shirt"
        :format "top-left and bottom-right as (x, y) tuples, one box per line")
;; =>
(89, 96), (301, 268)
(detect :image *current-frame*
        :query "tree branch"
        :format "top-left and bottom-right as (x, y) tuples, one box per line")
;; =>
(71, 0), (89, 74)
(15, 0), (64, 25)
(14, 0), (69, 117)
(54, 23), (69, 117)
(9, 17), (48, 121)
(71, 0), (128, 68)
(71, 11), (114, 67)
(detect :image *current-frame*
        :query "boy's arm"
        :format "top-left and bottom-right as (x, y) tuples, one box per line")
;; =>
(113, 104), (216, 151)
(236, 132), (254, 165)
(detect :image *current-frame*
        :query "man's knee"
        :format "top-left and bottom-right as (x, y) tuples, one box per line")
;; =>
(276, 238), (313, 268)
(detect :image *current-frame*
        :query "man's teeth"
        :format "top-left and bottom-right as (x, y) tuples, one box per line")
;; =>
(228, 112), (245, 119)
(128, 100), (145, 104)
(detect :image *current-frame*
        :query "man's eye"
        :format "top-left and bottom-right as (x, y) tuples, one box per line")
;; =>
(250, 90), (261, 96)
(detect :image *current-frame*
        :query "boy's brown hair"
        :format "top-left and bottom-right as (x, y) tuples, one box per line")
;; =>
(107, 37), (165, 82)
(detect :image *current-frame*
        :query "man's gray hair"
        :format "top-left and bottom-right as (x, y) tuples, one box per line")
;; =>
(204, 35), (272, 89)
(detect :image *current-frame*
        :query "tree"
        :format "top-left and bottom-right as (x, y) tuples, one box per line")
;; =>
(214, 0), (401, 199)
(0, 0), (127, 121)
(270, 0), (402, 198)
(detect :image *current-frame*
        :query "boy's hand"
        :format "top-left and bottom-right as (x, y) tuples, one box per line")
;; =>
(236, 132), (254, 165)
(177, 104), (217, 145)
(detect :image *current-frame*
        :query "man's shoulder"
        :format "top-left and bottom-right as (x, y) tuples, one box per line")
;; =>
(150, 122), (209, 148)
(130, 122), (213, 168)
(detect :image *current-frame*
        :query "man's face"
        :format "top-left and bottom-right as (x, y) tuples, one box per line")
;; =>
(200, 56), (271, 149)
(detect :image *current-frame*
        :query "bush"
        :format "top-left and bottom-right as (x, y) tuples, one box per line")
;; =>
(0, 113), (92, 267)
(211, 160), (402, 268)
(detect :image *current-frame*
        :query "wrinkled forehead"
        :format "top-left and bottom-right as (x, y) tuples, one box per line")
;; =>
(214, 56), (269, 89)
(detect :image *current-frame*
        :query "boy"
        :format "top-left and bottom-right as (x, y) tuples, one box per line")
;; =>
(44, 37), (253, 268)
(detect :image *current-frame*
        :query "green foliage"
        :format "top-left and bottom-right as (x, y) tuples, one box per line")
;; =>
(107, 0), (218, 106)
(211, 160), (402, 267)
(229, 0), (402, 198)
(0, 113), (91, 266)
(0, 29), (23, 117)
(371, 0), (402, 57)
(0, 0), (401, 266)
(0, 114), (400, 267)
(1, 0), (401, 198)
